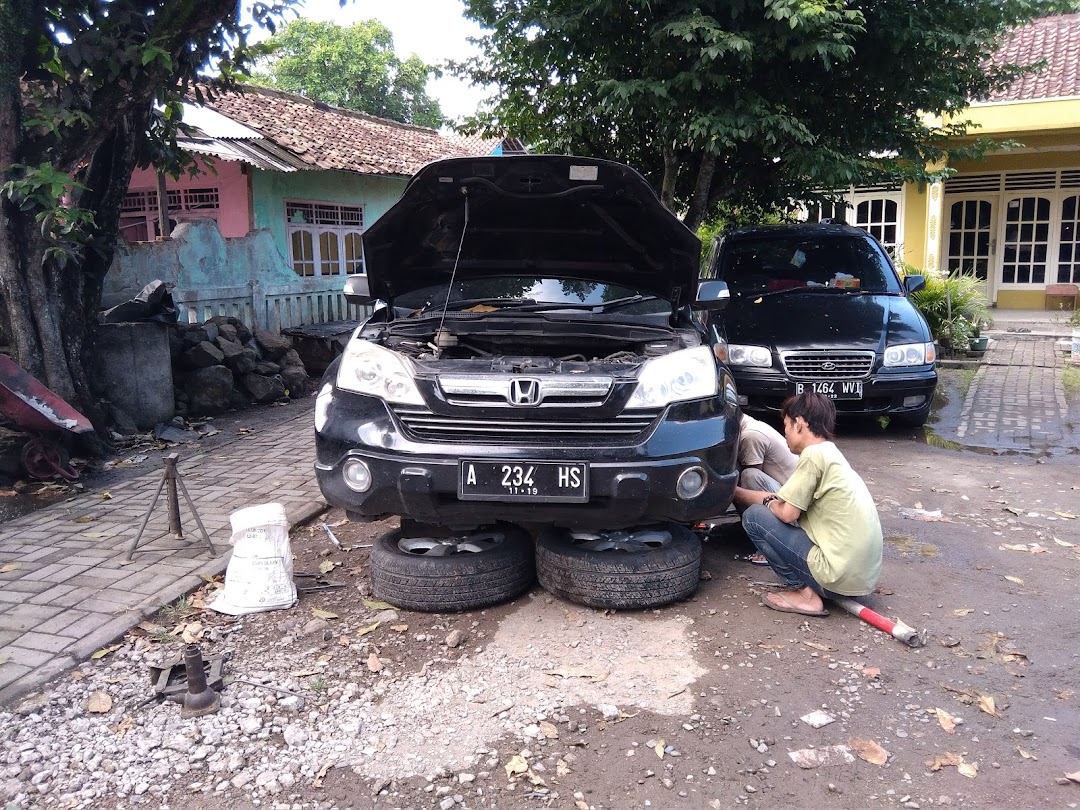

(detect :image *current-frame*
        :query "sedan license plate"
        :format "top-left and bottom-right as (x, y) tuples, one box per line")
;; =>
(793, 380), (863, 400)
(459, 460), (588, 503)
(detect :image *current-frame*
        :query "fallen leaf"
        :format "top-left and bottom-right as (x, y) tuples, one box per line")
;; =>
(1016, 747), (1037, 760)
(977, 693), (1003, 718)
(90, 644), (122, 660)
(1065, 771), (1080, 784)
(181, 622), (205, 643)
(850, 737), (889, 766)
(362, 599), (395, 610)
(313, 760), (334, 788)
(1030, 545), (1047, 554)
(504, 755), (528, 777)
(390, 624), (408, 633)
(316, 653), (331, 664)
(538, 721), (559, 739)
(197, 573), (221, 584)
(525, 769), (546, 786)
(311, 608), (338, 620)
(802, 641), (835, 652)
(1053, 537), (1074, 547)
(318, 559), (335, 575)
(70, 671), (85, 681)
(87, 691), (112, 713)
(926, 752), (963, 771)
(1004, 506), (1023, 515)
(1053, 511), (1077, 519)
(72, 516), (94, 524)
(575, 802), (589, 810)
(958, 761), (978, 778)
(1000, 543), (1030, 552)
(654, 739), (666, 759)
(1004, 575), (1025, 585)
(366, 653), (383, 672)
(934, 707), (957, 733)
(337, 635), (350, 647)
(862, 667), (881, 679)
(111, 716), (134, 736)
(101, 491), (112, 500)
(0, 562), (20, 573)
(290, 668), (319, 677)
(556, 759), (571, 777)
(952, 608), (975, 616)
(356, 622), (380, 636)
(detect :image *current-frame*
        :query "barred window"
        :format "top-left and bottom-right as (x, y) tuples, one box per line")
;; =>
(119, 187), (221, 241)
(284, 200), (364, 277)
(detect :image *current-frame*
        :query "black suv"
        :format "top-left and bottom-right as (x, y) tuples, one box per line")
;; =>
(314, 156), (739, 611)
(703, 223), (937, 426)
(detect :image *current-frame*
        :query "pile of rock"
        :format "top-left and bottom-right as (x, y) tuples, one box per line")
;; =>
(170, 317), (311, 417)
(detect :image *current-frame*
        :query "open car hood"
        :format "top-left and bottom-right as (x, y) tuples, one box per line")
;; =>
(361, 155), (701, 305)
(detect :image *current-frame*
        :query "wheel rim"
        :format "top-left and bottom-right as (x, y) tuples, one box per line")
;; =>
(398, 530), (506, 557)
(567, 527), (673, 553)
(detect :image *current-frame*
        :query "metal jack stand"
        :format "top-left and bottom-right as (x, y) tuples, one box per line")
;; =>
(126, 452), (218, 561)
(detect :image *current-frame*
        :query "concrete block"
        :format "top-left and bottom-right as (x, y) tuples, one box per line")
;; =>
(97, 322), (174, 429)
(0, 644), (53, 668)
(11, 632), (74, 654)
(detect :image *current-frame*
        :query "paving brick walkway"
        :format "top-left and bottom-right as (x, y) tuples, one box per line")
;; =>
(0, 402), (324, 705)
(956, 335), (1074, 451)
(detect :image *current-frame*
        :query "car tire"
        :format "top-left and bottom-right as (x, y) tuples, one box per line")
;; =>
(534, 523), (702, 610)
(890, 403), (932, 428)
(370, 523), (535, 612)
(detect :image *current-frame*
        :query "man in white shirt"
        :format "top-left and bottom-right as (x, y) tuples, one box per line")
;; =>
(738, 412), (798, 493)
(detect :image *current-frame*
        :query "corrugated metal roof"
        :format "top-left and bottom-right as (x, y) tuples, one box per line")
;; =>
(180, 136), (312, 172)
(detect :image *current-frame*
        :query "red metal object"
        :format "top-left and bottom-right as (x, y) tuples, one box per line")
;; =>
(832, 596), (926, 648)
(0, 354), (93, 480)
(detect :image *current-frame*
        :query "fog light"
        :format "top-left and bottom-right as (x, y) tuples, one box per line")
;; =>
(676, 466), (708, 500)
(737, 395), (749, 406)
(342, 458), (372, 492)
(902, 395), (926, 407)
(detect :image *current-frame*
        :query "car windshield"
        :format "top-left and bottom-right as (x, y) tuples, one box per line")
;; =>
(393, 277), (671, 315)
(717, 234), (902, 297)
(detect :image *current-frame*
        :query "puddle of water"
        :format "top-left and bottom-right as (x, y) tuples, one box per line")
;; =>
(885, 534), (939, 558)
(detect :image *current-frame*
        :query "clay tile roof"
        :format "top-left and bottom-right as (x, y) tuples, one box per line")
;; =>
(200, 86), (489, 176)
(986, 13), (1080, 102)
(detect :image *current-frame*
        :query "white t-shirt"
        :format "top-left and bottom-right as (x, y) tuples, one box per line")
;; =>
(738, 414), (799, 484)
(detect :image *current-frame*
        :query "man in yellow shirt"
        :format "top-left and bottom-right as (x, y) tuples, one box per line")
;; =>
(732, 392), (883, 617)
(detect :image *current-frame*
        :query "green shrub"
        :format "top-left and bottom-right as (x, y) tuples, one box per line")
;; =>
(903, 266), (992, 349)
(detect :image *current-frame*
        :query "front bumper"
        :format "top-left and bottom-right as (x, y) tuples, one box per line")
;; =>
(315, 388), (738, 530)
(732, 367), (938, 416)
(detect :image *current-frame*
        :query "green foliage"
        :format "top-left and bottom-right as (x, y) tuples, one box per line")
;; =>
(696, 204), (789, 261)
(251, 19), (444, 128)
(1067, 308), (1080, 327)
(456, 0), (1072, 228)
(908, 270), (992, 349)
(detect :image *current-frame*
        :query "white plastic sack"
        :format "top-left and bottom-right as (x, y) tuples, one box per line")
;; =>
(209, 503), (297, 615)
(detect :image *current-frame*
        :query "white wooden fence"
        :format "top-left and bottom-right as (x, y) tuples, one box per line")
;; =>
(173, 277), (371, 331)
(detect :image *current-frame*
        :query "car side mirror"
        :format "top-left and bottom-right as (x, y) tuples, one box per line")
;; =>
(344, 275), (374, 305)
(693, 280), (729, 312)
(904, 274), (926, 294)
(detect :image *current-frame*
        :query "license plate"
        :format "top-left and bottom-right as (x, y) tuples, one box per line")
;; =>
(458, 460), (588, 503)
(793, 380), (863, 400)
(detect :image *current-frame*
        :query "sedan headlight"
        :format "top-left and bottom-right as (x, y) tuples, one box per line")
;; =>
(336, 340), (425, 405)
(883, 342), (936, 367)
(627, 346), (718, 408)
(727, 344), (773, 368)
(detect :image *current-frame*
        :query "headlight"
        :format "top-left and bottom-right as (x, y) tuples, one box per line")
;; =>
(883, 342), (936, 367)
(626, 346), (718, 408)
(727, 344), (773, 367)
(336, 340), (425, 405)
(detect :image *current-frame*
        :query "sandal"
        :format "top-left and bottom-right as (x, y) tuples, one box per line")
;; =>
(734, 553), (770, 566)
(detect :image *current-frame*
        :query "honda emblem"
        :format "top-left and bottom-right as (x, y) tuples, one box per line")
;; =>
(508, 378), (541, 406)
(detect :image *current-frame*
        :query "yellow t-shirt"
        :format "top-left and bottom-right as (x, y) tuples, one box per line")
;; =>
(776, 441), (882, 596)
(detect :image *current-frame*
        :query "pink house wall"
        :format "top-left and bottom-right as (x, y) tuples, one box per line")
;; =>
(127, 158), (251, 238)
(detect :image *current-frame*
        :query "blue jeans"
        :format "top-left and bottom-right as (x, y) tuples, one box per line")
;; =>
(741, 504), (842, 600)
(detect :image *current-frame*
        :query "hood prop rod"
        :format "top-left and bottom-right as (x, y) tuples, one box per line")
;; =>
(431, 187), (470, 359)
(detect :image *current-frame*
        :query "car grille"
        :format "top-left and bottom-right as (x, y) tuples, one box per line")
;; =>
(390, 405), (662, 445)
(781, 351), (875, 380)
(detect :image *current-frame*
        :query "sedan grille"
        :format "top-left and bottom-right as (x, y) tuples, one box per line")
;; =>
(391, 405), (662, 445)
(781, 351), (875, 380)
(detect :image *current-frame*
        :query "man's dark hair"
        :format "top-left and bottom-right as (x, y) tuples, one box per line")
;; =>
(780, 392), (836, 439)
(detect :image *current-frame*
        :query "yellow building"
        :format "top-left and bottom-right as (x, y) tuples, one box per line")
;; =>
(826, 13), (1080, 310)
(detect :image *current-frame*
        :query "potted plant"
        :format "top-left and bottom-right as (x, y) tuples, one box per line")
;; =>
(968, 317), (990, 354)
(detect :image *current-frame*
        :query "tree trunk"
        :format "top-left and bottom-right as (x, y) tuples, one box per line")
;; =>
(660, 142), (680, 212)
(684, 152), (717, 232)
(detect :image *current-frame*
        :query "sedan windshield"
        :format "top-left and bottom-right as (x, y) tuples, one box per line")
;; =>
(718, 235), (903, 297)
(394, 277), (671, 315)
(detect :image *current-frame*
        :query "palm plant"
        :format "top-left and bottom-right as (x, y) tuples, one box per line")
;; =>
(903, 265), (991, 351)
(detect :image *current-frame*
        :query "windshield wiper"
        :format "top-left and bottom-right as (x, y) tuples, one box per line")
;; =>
(508, 293), (660, 312)
(419, 297), (537, 313)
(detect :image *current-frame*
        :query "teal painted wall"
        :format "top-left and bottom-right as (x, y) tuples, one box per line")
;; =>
(251, 169), (408, 262)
